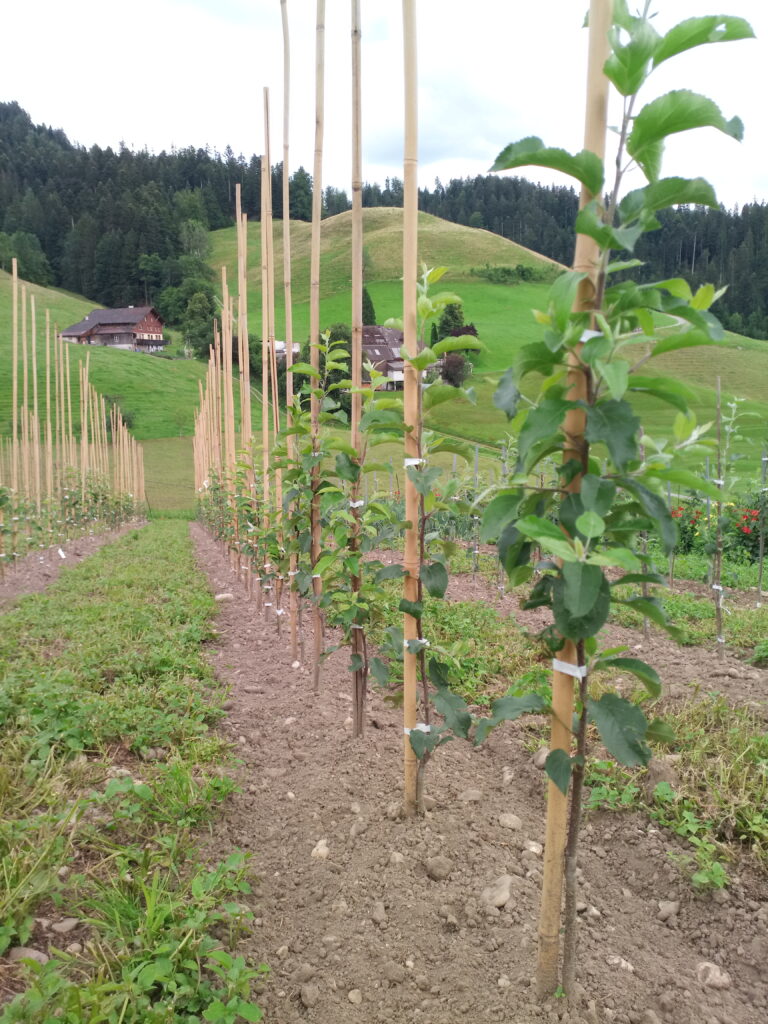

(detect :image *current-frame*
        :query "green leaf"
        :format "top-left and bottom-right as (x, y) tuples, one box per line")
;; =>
(203, 1001), (228, 1022)
(553, 573), (611, 640)
(545, 749), (575, 796)
(615, 595), (683, 640)
(518, 396), (577, 468)
(515, 341), (561, 379)
(335, 452), (360, 483)
(653, 16), (754, 68)
(422, 561), (449, 599)
(604, 15), (660, 95)
(432, 336), (485, 357)
(491, 137), (604, 196)
(586, 547), (642, 571)
(628, 91), (744, 181)
(474, 693), (546, 745)
(290, 361), (322, 378)
(587, 694), (652, 767)
(575, 201), (644, 252)
(619, 477), (677, 554)
(493, 368), (521, 420)
(516, 515), (577, 562)
(423, 384), (467, 412)
(549, 271), (588, 332)
(585, 400), (640, 470)
(650, 330), (717, 357)
(375, 563), (406, 583)
(480, 491), (520, 542)
(561, 562), (604, 617)
(433, 686), (473, 740)
(644, 468), (721, 501)
(398, 599), (423, 618)
(595, 359), (630, 400)
(581, 474), (616, 515)
(619, 177), (718, 223)
(370, 657), (389, 685)
(575, 509), (606, 539)
(406, 465), (443, 497)
(596, 657), (661, 698)
(646, 718), (677, 746)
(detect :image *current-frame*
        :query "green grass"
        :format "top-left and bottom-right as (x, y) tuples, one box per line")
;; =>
(0, 523), (265, 1021)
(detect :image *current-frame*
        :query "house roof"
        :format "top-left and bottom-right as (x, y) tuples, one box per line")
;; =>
(62, 306), (162, 336)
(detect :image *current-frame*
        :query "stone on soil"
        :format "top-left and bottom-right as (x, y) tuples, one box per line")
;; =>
(499, 812), (522, 830)
(458, 788), (483, 803)
(425, 855), (453, 881)
(214, 593), (234, 602)
(51, 917), (79, 934)
(311, 839), (329, 860)
(657, 900), (680, 922)
(533, 747), (549, 770)
(300, 983), (320, 1008)
(389, 852), (405, 866)
(372, 901), (387, 924)
(348, 988), (363, 1004)
(383, 961), (405, 984)
(480, 875), (514, 908)
(9, 947), (49, 964)
(696, 962), (731, 989)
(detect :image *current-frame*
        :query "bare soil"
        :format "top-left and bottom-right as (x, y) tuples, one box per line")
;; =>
(0, 523), (145, 612)
(189, 524), (768, 1024)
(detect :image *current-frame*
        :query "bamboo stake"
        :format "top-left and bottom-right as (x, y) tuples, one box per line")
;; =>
(281, 0), (300, 664)
(402, 0), (420, 816)
(45, 311), (53, 506)
(713, 375), (725, 661)
(537, 0), (612, 1000)
(350, 0), (366, 737)
(21, 286), (30, 497)
(309, 0), (326, 693)
(30, 296), (41, 508)
(11, 260), (19, 491)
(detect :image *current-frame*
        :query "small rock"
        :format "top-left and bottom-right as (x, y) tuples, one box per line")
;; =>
(533, 747), (550, 770)
(502, 766), (514, 786)
(696, 962), (731, 989)
(350, 819), (368, 838)
(56, 866), (70, 880)
(276, 945), (289, 959)
(657, 900), (680, 922)
(386, 802), (403, 820)
(372, 902), (388, 924)
(524, 840), (543, 857)
(8, 947), (49, 965)
(389, 852), (405, 866)
(65, 942), (82, 955)
(348, 988), (363, 1004)
(425, 855), (453, 881)
(415, 974), (430, 991)
(284, 716), (297, 727)
(291, 660), (301, 669)
(350, 801), (361, 814)
(300, 983), (320, 1008)
(214, 593), (234, 602)
(458, 788), (483, 803)
(499, 813), (522, 831)
(606, 955), (635, 973)
(292, 963), (316, 984)
(422, 795), (437, 811)
(498, 974), (511, 989)
(51, 918), (79, 935)
(286, 791), (296, 801)
(480, 875), (514, 909)
(383, 961), (406, 984)
(311, 839), (329, 860)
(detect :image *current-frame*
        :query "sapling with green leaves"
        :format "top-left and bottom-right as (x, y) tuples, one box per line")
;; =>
(476, 0), (752, 1000)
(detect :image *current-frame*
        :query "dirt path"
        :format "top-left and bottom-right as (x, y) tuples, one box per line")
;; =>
(190, 523), (767, 1024)
(0, 522), (146, 612)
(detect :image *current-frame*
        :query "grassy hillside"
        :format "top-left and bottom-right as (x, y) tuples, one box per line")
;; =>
(0, 270), (210, 441)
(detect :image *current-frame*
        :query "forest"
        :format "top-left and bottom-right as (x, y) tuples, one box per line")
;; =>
(1, 99), (767, 338)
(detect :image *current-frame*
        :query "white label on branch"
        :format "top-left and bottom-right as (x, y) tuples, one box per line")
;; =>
(552, 659), (587, 679)
(404, 457), (426, 467)
(404, 723), (431, 735)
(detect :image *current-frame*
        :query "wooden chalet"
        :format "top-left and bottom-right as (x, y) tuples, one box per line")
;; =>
(61, 307), (167, 352)
(361, 326), (442, 389)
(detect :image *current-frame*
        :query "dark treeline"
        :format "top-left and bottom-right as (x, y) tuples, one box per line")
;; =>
(2, 101), (768, 339)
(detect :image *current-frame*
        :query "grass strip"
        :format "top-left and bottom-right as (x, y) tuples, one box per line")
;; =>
(0, 521), (265, 1023)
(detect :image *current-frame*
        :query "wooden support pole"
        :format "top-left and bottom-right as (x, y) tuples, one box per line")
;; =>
(402, 0), (420, 816)
(536, 0), (612, 1000)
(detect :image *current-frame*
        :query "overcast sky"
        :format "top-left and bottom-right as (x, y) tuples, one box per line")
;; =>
(4, 1), (767, 210)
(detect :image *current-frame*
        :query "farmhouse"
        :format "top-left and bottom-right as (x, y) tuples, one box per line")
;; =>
(362, 325), (443, 389)
(61, 307), (167, 352)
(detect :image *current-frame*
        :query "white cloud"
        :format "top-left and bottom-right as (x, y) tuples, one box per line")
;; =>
(3, 1), (766, 207)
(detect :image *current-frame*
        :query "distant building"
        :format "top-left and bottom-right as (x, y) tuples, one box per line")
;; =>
(61, 307), (167, 352)
(274, 340), (301, 363)
(361, 325), (442, 389)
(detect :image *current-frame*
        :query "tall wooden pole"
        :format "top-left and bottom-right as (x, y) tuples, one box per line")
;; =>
(536, 0), (612, 1000)
(350, 0), (366, 736)
(281, 0), (300, 664)
(402, 0), (420, 815)
(11, 260), (19, 491)
(309, 0), (326, 692)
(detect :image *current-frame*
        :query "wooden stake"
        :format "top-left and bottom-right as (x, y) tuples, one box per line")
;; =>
(281, 0), (300, 664)
(11, 260), (19, 491)
(402, 0), (420, 816)
(309, 0), (326, 693)
(350, 0), (366, 737)
(536, 0), (612, 1000)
